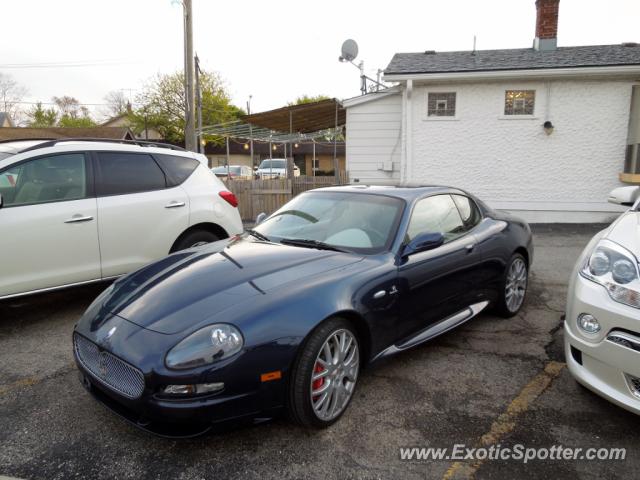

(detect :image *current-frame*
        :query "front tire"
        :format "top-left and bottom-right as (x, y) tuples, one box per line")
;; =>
(289, 318), (360, 428)
(494, 253), (528, 318)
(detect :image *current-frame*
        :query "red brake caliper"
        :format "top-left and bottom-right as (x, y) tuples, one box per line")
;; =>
(312, 362), (325, 400)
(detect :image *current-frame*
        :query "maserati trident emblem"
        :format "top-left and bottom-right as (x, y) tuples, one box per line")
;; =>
(98, 352), (108, 378)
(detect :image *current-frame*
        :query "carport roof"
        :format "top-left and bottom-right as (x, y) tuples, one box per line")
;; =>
(240, 99), (345, 134)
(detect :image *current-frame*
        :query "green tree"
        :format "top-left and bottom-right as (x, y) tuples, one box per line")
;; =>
(287, 94), (331, 106)
(26, 96), (96, 128)
(130, 71), (243, 143)
(26, 102), (58, 127)
(52, 96), (96, 127)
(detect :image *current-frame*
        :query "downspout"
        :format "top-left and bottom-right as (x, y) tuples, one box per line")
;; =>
(406, 79), (413, 183)
(401, 82), (408, 183)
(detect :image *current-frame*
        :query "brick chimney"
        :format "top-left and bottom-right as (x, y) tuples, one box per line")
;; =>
(533, 0), (559, 51)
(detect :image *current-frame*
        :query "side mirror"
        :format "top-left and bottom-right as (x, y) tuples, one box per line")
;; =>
(255, 212), (267, 225)
(608, 186), (640, 206)
(403, 232), (444, 257)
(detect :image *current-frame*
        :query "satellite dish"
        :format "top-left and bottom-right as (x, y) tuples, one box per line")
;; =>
(340, 39), (359, 62)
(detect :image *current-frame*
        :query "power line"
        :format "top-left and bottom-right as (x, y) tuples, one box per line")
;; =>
(0, 59), (136, 69)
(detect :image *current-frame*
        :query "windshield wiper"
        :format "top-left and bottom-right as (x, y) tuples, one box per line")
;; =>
(280, 238), (349, 253)
(246, 229), (271, 242)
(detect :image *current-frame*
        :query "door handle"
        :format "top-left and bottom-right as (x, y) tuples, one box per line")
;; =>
(64, 215), (94, 224)
(465, 244), (475, 253)
(165, 201), (186, 209)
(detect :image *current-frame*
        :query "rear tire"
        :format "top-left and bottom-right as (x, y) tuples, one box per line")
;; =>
(288, 318), (360, 429)
(171, 230), (220, 252)
(493, 253), (528, 318)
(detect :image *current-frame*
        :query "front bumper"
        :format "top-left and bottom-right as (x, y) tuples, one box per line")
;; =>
(73, 324), (292, 437)
(77, 369), (279, 438)
(565, 274), (640, 415)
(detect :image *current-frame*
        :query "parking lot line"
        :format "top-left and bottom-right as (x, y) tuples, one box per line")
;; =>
(441, 360), (565, 480)
(0, 363), (75, 397)
(0, 377), (39, 396)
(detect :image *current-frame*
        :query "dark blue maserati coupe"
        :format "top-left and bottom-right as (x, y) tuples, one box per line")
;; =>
(73, 185), (533, 436)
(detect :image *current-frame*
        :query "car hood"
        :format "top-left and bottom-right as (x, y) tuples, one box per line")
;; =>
(95, 237), (363, 335)
(605, 211), (640, 258)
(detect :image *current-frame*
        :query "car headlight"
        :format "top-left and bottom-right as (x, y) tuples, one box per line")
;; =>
(581, 239), (640, 308)
(165, 324), (243, 370)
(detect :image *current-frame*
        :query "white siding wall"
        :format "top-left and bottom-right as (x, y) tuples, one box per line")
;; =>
(409, 80), (632, 222)
(346, 93), (402, 185)
(345, 79), (635, 222)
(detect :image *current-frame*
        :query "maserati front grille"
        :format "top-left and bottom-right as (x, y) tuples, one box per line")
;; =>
(74, 333), (145, 399)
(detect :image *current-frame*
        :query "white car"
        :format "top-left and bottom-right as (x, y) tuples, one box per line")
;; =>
(255, 158), (300, 179)
(0, 139), (243, 300)
(565, 185), (640, 414)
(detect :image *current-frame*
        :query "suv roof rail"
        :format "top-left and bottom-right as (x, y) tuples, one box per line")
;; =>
(13, 137), (187, 154)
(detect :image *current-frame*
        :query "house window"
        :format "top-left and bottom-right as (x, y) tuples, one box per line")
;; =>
(504, 90), (535, 115)
(428, 92), (456, 117)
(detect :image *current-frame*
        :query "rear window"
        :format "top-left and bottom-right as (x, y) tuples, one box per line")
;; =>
(154, 154), (199, 187)
(96, 152), (166, 196)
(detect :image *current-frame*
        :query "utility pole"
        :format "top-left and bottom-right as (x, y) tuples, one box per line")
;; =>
(183, 0), (196, 151)
(195, 54), (203, 153)
(247, 95), (254, 167)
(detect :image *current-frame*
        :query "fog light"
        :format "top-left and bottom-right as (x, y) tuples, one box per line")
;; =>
(578, 313), (601, 334)
(163, 382), (224, 395)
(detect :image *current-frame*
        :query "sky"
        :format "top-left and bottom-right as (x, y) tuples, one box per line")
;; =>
(1, 0), (639, 120)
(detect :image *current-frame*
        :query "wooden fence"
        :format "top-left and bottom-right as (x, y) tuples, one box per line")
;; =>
(224, 173), (348, 222)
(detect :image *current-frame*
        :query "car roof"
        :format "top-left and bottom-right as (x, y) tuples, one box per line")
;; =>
(0, 139), (202, 170)
(0, 140), (49, 154)
(311, 184), (468, 200)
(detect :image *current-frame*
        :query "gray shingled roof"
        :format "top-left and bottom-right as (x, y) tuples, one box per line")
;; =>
(385, 44), (640, 75)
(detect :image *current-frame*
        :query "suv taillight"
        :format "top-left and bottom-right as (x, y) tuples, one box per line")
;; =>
(219, 191), (238, 208)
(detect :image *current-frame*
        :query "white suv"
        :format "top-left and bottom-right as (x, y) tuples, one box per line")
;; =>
(0, 139), (243, 300)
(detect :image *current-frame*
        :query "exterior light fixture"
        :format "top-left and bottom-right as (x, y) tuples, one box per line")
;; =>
(272, 145), (277, 151)
(294, 143), (299, 148)
(543, 120), (554, 135)
(243, 143), (249, 150)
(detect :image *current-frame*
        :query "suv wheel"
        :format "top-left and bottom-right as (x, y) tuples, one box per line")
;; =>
(171, 230), (219, 252)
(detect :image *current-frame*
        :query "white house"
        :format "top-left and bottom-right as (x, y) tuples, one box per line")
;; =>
(344, 0), (640, 222)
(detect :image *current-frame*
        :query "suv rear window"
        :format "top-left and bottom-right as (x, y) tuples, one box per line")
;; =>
(155, 154), (199, 187)
(96, 152), (166, 196)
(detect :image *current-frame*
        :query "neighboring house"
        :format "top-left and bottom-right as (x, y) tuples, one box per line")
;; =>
(0, 127), (136, 141)
(344, 0), (640, 222)
(0, 112), (15, 128)
(204, 140), (345, 174)
(101, 113), (163, 141)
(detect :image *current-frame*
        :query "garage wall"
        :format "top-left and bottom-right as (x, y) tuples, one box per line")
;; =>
(409, 79), (633, 222)
(345, 92), (402, 185)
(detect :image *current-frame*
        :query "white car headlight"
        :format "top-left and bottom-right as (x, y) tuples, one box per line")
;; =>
(166, 324), (243, 370)
(581, 239), (640, 308)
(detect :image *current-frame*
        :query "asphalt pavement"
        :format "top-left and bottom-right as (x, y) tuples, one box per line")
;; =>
(2, 224), (639, 480)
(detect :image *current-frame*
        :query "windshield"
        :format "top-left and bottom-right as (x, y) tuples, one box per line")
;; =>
(259, 159), (286, 169)
(254, 191), (405, 253)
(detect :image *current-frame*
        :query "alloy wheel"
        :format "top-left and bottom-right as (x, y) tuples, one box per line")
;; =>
(310, 329), (359, 421)
(505, 257), (527, 313)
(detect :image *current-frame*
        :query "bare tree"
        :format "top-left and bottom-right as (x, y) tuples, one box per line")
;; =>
(103, 90), (130, 118)
(0, 73), (27, 123)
